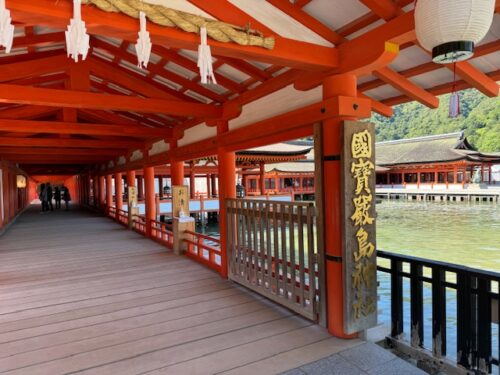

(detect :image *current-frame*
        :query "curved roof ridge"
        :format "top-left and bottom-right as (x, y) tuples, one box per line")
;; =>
(376, 131), (464, 146)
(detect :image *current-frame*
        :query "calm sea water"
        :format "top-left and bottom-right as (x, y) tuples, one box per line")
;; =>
(376, 200), (500, 272)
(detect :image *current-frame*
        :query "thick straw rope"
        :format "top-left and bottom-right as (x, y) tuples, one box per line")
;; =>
(81, 0), (275, 49)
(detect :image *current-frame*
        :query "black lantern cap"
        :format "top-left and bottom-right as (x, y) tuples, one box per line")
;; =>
(432, 41), (474, 64)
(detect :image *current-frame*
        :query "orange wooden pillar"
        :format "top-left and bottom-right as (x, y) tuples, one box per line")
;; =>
(98, 176), (105, 208)
(259, 162), (266, 195)
(321, 74), (358, 338)
(217, 121), (236, 278)
(105, 174), (113, 213)
(171, 161), (185, 187)
(126, 170), (136, 190)
(115, 173), (123, 220)
(189, 161), (196, 199)
(144, 166), (156, 237)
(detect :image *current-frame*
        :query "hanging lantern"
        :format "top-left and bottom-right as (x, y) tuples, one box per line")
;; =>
(16, 175), (26, 189)
(0, 0), (14, 53)
(65, 0), (90, 62)
(135, 11), (152, 69)
(197, 26), (217, 85)
(415, 0), (495, 64)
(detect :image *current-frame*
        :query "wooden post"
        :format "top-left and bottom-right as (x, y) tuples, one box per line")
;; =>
(321, 74), (358, 338)
(158, 175), (164, 198)
(170, 152), (185, 187)
(259, 162), (266, 195)
(105, 174), (112, 212)
(207, 174), (212, 198)
(218, 121), (236, 279)
(115, 173), (123, 220)
(144, 166), (155, 237)
(137, 175), (144, 200)
(211, 174), (217, 197)
(189, 161), (196, 199)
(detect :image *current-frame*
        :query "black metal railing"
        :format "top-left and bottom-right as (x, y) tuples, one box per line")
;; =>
(377, 250), (499, 374)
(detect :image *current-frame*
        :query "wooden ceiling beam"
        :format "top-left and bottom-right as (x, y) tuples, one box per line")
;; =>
(0, 119), (173, 138)
(382, 69), (500, 106)
(0, 54), (69, 82)
(0, 105), (59, 120)
(359, 0), (404, 21)
(373, 67), (438, 108)
(12, 31), (65, 49)
(92, 39), (225, 103)
(446, 61), (499, 97)
(0, 84), (223, 117)
(0, 136), (142, 149)
(8, 0), (338, 71)
(0, 147), (123, 156)
(265, 0), (342, 44)
(358, 40), (500, 92)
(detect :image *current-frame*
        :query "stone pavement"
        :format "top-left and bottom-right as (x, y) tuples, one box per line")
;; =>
(281, 342), (428, 375)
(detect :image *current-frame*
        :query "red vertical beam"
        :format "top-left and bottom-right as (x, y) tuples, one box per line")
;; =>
(158, 175), (164, 198)
(259, 163), (266, 195)
(189, 161), (196, 199)
(106, 174), (113, 212)
(115, 172), (123, 219)
(144, 166), (156, 237)
(322, 74), (358, 338)
(137, 175), (144, 200)
(217, 121), (236, 279)
(126, 170), (136, 190)
(98, 175), (105, 208)
(206, 174), (212, 198)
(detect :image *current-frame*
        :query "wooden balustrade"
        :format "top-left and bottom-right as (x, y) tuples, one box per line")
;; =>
(150, 219), (174, 249)
(183, 230), (222, 273)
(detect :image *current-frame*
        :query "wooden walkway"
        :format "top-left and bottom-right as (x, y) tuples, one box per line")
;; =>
(0, 205), (361, 375)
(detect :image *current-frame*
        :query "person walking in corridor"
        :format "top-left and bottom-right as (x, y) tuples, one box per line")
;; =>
(54, 186), (62, 209)
(62, 185), (71, 211)
(46, 183), (54, 211)
(39, 183), (48, 212)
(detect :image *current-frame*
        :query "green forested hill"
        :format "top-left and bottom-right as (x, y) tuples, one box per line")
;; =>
(371, 87), (500, 152)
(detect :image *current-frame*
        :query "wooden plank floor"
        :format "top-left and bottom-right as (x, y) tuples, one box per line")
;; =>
(0, 205), (361, 375)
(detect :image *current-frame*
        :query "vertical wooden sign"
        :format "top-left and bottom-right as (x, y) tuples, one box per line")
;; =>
(172, 185), (189, 217)
(342, 120), (377, 334)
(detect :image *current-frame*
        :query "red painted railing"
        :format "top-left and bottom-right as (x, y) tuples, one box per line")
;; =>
(183, 231), (222, 273)
(133, 215), (146, 235)
(116, 208), (129, 227)
(150, 219), (174, 249)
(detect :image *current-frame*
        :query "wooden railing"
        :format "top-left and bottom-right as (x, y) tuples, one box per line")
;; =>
(106, 206), (116, 219)
(150, 219), (174, 249)
(226, 198), (320, 321)
(378, 251), (499, 374)
(183, 230), (222, 273)
(116, 208), (129, 226)
(132, 215), (146, 235)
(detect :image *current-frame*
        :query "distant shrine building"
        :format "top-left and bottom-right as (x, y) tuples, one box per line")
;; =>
(237, 132), (500, 199)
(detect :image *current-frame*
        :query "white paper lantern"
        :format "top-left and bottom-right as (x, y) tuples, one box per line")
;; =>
(415, 0), (495, 63)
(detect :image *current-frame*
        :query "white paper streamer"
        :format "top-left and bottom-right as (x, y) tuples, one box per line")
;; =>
(65, 0), (90, 62)
(0, 0), (14, 53)
(197, 26), (217, 85)
(135, 11), (152, 69)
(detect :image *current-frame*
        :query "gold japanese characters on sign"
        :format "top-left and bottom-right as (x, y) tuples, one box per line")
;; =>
(172, 185), (189, 218)
(342, 122), (377, 334)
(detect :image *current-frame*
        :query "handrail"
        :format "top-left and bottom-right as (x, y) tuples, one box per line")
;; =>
(377, 250), (499, 373)
(183, 230), (221, 273)
(150, 219), (173, 249)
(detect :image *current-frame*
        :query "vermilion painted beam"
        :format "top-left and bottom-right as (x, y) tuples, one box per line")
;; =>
(92, 39), (226, 103)
(383, 69), (500, 106)
(294, 0), (313, 8)
(373, 67), (439, 108)
(358, 40), (500, 92)
(446, 61), (499, 97)
(0, 106), (59, 120)
(13, 32), (65, 49)
(0, 84), (222, 117)
(359, 93), (393, 117)
(359, 0), (403, 20)
(266, 0), (342, 44)
(8, 0), (338, 71)
(187, 0), (274, 34)
(0, 54), (68, 82)
(0, 119), (173, 138)
(0, 137), (142, 149)
(153, 46), (244, 94)
(0, 147), (123, 156)
(9, 73), (67, 87)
